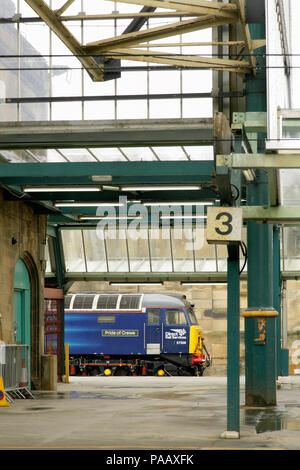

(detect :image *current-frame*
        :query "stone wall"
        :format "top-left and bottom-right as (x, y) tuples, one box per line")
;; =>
(0, 192), (47, 386)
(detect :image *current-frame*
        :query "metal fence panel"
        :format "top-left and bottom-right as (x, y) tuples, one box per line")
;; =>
(1, 344), (29, 391)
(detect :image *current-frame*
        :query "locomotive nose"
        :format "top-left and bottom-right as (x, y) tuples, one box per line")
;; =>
(189, 325), (203, 354)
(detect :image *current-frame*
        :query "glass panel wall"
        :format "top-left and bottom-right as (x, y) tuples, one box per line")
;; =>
(60, 226), (246, 274)
(47, 226), (300, 276)
(0, 0), (212, 126)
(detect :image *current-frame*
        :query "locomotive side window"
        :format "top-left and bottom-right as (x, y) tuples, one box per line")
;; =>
(165, 309), (187, 325)
(147, 309), (160, 325)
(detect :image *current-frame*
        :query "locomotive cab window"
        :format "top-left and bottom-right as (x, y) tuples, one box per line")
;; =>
(147, 309), (160, 325)
(187, 308), (198, 325)
(165, 309), (187, 325)
(97, 315), (116, 323)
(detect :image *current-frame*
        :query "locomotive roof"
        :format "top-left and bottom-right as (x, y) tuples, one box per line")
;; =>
(141, 293), (189, 308)
(65, 292), (191, 309)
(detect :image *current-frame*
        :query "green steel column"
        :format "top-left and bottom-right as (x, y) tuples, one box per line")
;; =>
(226, 243), (240, 435)
(245, 22), (277, 406)
(273, 225), (281, 378)
(52, 228), (66, 375)
(273, 226), (289, 376)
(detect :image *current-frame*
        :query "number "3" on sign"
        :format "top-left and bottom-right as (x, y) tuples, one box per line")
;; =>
(206, 207), (243, 245)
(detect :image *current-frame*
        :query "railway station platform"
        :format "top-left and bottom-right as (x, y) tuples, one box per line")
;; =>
(0, 375), (300, 451)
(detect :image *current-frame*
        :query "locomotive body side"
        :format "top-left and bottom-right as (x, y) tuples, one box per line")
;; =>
(64, 292), (211, 376)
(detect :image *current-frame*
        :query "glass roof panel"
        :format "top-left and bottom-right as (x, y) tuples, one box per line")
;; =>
(127, 229), (151, 272)
(282, 227), (300, 271)
(83, 229), (107, 272)
(149, 228), (173, 272)
(183, 146), (213, 160)
(46, 149), (67, 162)
(90, 148), (127, 161)
(61, 230), (86, 272)
(105, 230), (129, 272)
(57, 148), (97, 162)
(119, 147), (157, 161)
(280, 169), (300, 205)
(194, 227), (217, 272)
(172, 228), (195, 272)
(49, 226), (297, 276)
(151, 146), (187, 161)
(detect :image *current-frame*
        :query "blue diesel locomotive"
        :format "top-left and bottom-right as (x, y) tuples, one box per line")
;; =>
(64, 292), (211, 376)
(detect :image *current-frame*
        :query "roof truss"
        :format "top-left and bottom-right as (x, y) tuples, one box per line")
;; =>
(25, 0), (257, 79)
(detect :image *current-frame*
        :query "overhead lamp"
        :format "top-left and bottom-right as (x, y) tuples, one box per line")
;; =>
(144, 202), (213, 206)
(109, 282), (163, 286)
(24, 186), (101, 192)
(121, 185), (201, 191)
(80, 215), (143, 220)
(55, 202), (125, 207)
(242, 169), (256, 182)
(102, 185), (120, 191)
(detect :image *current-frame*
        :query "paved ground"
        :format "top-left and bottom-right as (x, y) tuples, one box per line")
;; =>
(1, 375), (300, 451)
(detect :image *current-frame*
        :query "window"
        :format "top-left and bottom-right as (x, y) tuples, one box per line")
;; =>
(147, 309), (160, 325)
(72, 295), (95, 309)
(187, 308), (198, 325)
(165, 310), (187, 325)
(64, 296), (72, 309)
(97, 295), (118, 310)
(119, 295), (141, 309)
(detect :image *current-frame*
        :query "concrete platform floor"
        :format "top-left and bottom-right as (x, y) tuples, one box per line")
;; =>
(1, 375), (300, 450)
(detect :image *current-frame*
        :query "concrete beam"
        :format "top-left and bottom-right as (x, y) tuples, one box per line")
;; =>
(0, 118), (214, 149)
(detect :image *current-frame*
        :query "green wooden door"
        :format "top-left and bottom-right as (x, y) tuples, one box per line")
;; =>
(14, 260), (31, 380)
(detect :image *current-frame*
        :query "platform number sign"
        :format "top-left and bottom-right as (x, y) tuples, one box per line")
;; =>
(206, 207), (243, 244)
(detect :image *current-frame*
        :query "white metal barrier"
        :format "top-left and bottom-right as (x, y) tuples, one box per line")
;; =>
(0, 344), (34, 400)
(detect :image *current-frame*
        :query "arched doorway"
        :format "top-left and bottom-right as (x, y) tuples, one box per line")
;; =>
(14, 259), (31, 346)
(14, 259), (31, 383)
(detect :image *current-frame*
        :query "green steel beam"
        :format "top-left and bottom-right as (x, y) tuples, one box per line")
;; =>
(0, 118), (214, 149)
(0, 161), (215, 186)
(48, 205), (300, 226)
(242, 206), (300, 223)
(46, 205), (300, 226)
(231, 112), (267, 133)
(217, 153), (300, 169)
(45, 270), (300, 283)
(226, 243), (240, 435)
(49, 272), (247, 283)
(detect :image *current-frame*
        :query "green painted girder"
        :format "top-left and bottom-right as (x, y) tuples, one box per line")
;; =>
(217, 153), (300, 169)
(51, 272), (247, 283)
(232, 112), (267, 133)
(0, 161), (215, 185)
(49, 201), (218, 225)
(242, 206), (300, 223)
(50, 205), (300, 226)
(0, 118), (214, 149)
